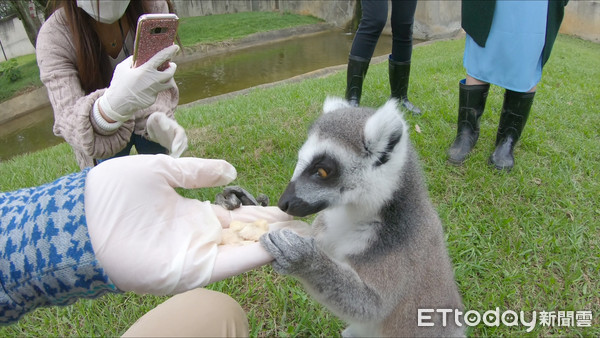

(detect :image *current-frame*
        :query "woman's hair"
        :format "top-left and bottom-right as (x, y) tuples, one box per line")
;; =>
(46, 0), (176, 94)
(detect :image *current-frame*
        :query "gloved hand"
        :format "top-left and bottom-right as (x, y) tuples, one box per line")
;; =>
(97, 45), (179, 123)
(146, 112), (189, 158)
(84, 154), (292, 295)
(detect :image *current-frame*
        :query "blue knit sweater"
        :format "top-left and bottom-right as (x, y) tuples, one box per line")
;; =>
(0, 169), (121, 324)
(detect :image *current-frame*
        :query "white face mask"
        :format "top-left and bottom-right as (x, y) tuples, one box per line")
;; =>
(77, 0), (131, 24)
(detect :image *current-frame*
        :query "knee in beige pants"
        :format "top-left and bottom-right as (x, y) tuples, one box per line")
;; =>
(122, 288), (248, 337)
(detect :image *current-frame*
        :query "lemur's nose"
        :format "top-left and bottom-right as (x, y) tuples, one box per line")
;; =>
(278, 182), (296, 212)
(278, 200), (289, 213)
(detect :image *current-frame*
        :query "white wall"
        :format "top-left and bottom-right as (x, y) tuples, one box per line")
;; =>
(0, 15), (35, 61)
(560, 0), (600, 43)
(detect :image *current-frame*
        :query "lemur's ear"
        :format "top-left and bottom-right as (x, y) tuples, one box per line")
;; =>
(323, 96), (351, 114)
(364, 99), (406, 166)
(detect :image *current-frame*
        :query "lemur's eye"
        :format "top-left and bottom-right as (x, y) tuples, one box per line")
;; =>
(317, 168), (328, 178)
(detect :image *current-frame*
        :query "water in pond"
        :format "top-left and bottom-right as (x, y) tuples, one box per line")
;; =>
(0, 105), (63, 162)
(1, 29), (397, 162)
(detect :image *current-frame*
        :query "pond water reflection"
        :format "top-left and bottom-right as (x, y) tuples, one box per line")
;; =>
(1, 29), (396, 161)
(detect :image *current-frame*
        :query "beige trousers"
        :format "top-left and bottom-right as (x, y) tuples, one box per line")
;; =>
(122, 288), (249, 337)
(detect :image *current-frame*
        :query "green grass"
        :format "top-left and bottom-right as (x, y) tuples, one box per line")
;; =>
(0, 53), (42, 102)
(0, 34), (599, 336)
(0, 11), (322, 104)
(178, 11), (323, 46)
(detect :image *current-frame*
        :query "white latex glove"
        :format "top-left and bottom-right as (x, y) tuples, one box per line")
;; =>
(146, 112), (189, 158)
(98, 45), (179, 123)
(84, 154), (292, 295)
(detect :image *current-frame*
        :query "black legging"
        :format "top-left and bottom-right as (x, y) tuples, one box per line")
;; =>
(350, 0), (418, 63)
(94, 133), (167, 165)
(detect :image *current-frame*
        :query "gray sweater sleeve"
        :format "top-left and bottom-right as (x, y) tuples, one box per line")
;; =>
(0, 169), (121, 324)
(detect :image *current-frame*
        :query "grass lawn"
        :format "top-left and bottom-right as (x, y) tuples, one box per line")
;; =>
(0, 34), (599, 336)
(178, 11), (322, 46)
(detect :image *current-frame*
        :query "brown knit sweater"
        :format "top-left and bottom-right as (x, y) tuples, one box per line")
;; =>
(36, 1), (178, 169)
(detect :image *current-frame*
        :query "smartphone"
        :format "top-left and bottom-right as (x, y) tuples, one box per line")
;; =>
(133, 13), (179, 70)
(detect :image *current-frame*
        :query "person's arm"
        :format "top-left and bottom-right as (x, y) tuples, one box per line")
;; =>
(0, 169), (120, 324)
(1, 155), (293, 324)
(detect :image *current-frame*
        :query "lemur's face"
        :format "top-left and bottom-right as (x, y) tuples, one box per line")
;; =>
(278, 135), (362, 217)
(279, 97), (408, 217)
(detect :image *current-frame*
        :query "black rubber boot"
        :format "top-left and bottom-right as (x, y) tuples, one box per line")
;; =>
(389, 57), (421, 115)
(345, 55), (370, 107)
(447, 81), (490, 165)
(489, 90), (535, 172)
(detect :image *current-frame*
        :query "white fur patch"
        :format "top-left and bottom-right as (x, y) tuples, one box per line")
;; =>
(363, 99), (406, 156)
(323, 96), (351, 114)
(318, 206), (380, 261)
(352, 99), (410, 215)
(292, 134), (320, 180)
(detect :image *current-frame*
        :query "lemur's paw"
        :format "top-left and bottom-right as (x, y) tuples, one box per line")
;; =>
(260, 228), (316, 274)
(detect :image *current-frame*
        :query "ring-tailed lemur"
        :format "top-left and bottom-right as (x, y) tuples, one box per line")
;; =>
(260, 97), (464, 337)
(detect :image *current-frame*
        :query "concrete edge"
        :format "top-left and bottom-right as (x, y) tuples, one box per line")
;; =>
(0, 87), (50, 124)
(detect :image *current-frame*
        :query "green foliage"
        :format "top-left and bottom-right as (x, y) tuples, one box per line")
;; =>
(0, 1), (16, 19)
(0, 59), (22, 82)
(0, 54), (41, 102)
(0, 35), (598, 336)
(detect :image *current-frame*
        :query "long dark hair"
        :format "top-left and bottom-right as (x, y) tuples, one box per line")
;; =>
(46, 0), (176, 94)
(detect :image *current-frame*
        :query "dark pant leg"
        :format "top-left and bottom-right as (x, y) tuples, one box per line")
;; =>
(97, 133), (167, 165)
(132, 134), (168, 155)
(350, 0), (389, 60)
(112, 136), (135, 158)
(390, 0), (418, 62)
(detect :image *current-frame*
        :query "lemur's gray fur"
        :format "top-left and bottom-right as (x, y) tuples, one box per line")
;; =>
(260, 97), (464, 337)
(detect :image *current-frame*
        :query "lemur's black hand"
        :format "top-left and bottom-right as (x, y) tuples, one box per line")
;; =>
(215, 186), (269, 210)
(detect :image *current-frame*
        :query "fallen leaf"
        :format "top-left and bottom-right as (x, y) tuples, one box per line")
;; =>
(566, 211), (574, 221)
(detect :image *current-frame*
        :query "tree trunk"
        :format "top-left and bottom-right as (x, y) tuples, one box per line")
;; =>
(8, 0), (43, 47)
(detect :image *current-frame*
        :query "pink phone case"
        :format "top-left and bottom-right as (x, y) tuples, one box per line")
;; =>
(133, 14), (179, 70)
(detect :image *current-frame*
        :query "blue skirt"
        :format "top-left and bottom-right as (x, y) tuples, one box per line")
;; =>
(463, 0), (548, 92)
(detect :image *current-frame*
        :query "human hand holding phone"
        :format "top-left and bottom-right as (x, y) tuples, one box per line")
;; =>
(97, 45), (179, 124)
(95, 14), (179, 124)
(133, 13), (179, 70)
